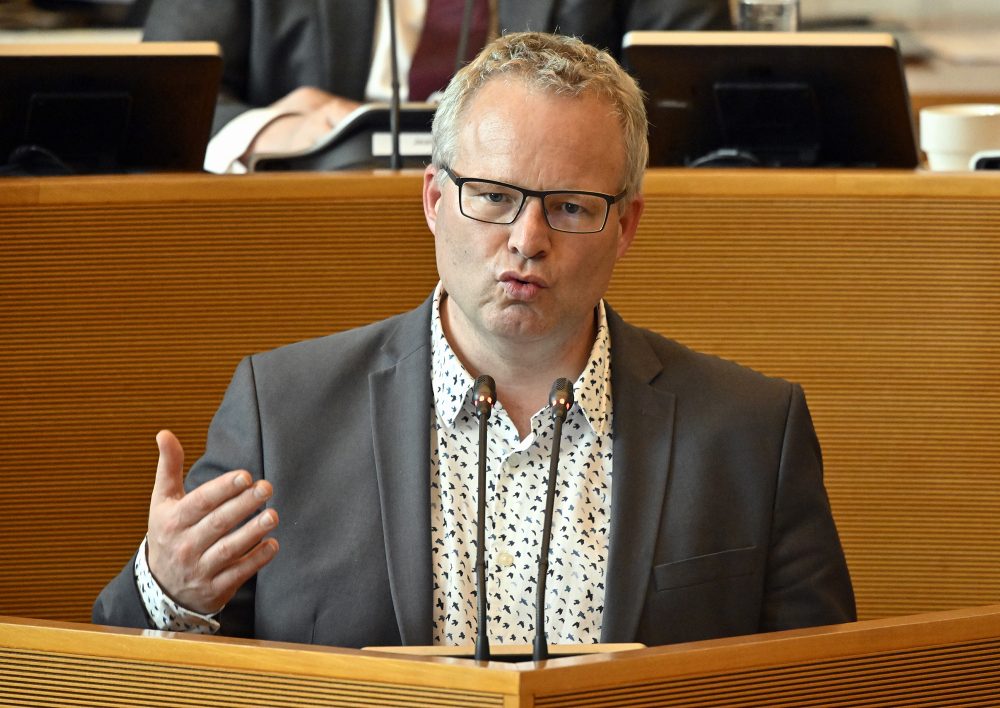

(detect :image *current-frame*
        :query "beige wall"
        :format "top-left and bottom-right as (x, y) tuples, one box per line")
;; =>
(732, 1), (1000, 28)
(802, 0), (999, 27)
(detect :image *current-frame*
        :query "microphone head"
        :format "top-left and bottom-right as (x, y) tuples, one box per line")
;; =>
(473, 374), (497, 415)
(549, 378), (574, 418)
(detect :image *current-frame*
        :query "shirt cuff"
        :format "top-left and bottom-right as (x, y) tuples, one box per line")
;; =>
(203, 107), (298, 174)
(134, 537), (222, 634)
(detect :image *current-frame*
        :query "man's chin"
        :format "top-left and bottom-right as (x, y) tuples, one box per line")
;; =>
(484, 306), (551, 341)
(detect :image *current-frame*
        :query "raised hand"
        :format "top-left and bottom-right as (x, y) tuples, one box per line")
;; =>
(145, 430), (279, 614)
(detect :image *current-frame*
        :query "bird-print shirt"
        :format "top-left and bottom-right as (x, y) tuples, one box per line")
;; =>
(429, 285), (613, 646)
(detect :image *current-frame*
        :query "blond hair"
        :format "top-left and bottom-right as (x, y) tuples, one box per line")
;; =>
(431, 31), (648, 203)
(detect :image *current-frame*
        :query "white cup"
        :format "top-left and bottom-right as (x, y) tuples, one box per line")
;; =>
(920, 103), (1000, 171)
(737, 0), (800, 32)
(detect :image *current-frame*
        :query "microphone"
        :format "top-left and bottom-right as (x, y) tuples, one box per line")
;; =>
(473, 374), (496, 661)
(533, 377), (574, 662)
(386, 0), (402, 169)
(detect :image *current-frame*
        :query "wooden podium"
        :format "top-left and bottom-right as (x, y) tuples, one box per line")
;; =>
(3, 606), (999, 706)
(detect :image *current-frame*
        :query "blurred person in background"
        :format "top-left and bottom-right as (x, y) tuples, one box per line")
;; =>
(140, 0), (731, 172)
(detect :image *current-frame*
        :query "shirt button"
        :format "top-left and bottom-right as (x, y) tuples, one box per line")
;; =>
(497, 551), (514, 567)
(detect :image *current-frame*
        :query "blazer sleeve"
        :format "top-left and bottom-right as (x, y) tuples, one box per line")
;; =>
(91, 550), (153, 628)
(761, 384), (857, 630)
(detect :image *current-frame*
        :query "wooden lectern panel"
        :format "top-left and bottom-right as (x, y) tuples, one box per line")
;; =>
(0, 618), (514, 707)
(3, 606), (1000, 706)
(1, 169), (999, 628)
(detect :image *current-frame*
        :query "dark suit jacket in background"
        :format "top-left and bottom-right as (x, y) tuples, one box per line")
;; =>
(142, 0), (733, 133)
(93, 298), (856, 647)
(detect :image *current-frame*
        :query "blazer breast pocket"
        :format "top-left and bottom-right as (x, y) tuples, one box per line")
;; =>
(653, 546), (761, 592)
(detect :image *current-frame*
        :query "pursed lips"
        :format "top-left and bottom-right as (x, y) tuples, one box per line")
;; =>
(498, 271), (547, 300)
(500, 271), (547, 288)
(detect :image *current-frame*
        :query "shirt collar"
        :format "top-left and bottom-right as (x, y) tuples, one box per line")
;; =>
(430, 283), (473, 427)
(430, 282), (613, 435)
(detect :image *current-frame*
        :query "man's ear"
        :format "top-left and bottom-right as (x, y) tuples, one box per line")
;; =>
(423, 164), (444, 234)
(615, 193), (644, 260)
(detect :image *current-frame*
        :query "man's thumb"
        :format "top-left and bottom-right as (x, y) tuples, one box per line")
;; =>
(151, 429), (185, 502)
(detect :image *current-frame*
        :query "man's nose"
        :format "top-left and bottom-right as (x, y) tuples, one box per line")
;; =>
(507, 197), (552, 259)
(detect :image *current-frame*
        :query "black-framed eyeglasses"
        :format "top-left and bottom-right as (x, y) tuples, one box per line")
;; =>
(443, 166), (626, 234)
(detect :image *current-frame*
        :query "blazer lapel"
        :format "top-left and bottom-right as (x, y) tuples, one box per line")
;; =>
(370, 299), (435, 645)
(601, 308), (677, 642)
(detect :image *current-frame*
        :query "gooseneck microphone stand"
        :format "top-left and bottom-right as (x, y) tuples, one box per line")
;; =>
(473, 374), (496, 661)
(532, 378), (575, 662)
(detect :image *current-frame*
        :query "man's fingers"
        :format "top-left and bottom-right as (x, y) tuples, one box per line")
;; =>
(150, 430), (185, 504)
(191, 484), (275, 560)
(199, 508), (278, 577)
(174, 472), (268, 531)
(209, 537), (280, 605)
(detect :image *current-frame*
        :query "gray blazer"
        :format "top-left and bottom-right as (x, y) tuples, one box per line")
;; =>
(93, 298), (855, 647)
(142, 0), (733, 133)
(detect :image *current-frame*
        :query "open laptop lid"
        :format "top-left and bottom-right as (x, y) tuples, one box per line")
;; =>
(0, 42), (221, 174)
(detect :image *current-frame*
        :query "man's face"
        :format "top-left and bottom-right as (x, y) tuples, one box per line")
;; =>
(423, 77), (644, 356)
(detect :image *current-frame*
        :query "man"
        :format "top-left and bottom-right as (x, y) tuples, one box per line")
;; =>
(140, 0), (732, 171)
(94, 32), (855, 649)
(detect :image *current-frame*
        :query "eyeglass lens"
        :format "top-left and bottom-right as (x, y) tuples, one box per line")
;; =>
(460, 180), (610, 233)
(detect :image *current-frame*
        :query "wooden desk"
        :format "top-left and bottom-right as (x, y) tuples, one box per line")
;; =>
(1, 169), (998, 626)
(3, 605), (1000, 706)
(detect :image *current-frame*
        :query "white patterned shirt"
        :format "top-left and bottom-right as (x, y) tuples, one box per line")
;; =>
(430, 285), (613, 646)
(136, 286), (614, 644)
